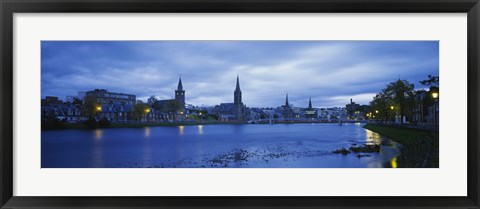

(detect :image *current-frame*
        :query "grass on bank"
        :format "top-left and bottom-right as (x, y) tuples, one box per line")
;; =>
(363, 124), (439, 168)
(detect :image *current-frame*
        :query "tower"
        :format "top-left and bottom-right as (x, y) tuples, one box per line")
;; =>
(285, 94), (289, 108)
(234, 75), (242, 105)
(233, 75), (245, 120)
(308, 97), (312, 109)
(175, 77), (185, 111)
(306, 97), (316, 119)
(284, 93), (293, 119)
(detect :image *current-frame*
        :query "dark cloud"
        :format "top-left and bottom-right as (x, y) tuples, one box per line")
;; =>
(41, 41), (439, 107)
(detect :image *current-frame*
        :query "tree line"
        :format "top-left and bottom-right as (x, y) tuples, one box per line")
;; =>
(369, 75), (439, 124)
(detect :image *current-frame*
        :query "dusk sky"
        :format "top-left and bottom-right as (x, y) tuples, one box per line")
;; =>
(41, 41), (438, 108)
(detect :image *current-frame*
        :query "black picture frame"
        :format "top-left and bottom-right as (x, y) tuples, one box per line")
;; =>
(1, 0), (479, 208)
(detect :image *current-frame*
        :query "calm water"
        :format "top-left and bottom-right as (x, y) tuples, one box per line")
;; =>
(41, 123), (399, 168)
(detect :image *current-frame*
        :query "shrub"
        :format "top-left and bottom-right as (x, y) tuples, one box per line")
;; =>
(84, 117), (98, 129)
(98, 117), (111, 128)
(41, 117), (68, 130)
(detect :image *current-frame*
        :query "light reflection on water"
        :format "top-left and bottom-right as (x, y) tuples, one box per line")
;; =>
(365, 129), (381, 144)
(198, 125), (204, 135)
(143, 141), (152, 167)
(93, 129), (104, 167)
(144, 127), (151, 138)
(178, 126), (185, 135)
(94, 129), (103, 140)
(367, 161), (383, 168)
(391, 157), (398, 168)
(143, 127), (152, 166)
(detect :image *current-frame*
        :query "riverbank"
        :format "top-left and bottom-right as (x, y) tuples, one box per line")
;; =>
(43, 120), (247, 130)
(42, 120), (366, 130)
(363, 124), (439, 168)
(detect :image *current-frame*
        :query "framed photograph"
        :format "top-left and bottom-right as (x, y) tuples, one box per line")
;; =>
(1, 0), (479, 208)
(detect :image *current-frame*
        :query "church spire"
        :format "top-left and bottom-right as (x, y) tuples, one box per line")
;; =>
(175, 75), (186, 114)
(308, 97), (312, 109)
(235, 75), (241, 91)
(285, 94), (289, 107)
(177, 76), (183, 91)
(234, 75), (242, 105)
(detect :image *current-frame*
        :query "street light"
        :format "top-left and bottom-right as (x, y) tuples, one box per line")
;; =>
(96, 106), (102, 112)
(375, 110), (379, 114)
(432, 92), (439, 127)
(390, 106), (394, 123)
(144, 108), (151, 122)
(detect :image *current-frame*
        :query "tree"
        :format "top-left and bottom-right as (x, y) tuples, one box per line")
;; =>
(259, 113), (266, 119)
(369, 93), (390, 123)
(133, 102), (150, 121)
(383, 79), (415, 124)
(208, 114), (219, 120)
(147, 96), (158, 107)
(84, 117), (98, 129)
(82, 96), (100, 118)
(98, 117), (111, 128)
(72, 98), (83, 108)
(162, 100), (180, 121)
(420, 75), (439, 88)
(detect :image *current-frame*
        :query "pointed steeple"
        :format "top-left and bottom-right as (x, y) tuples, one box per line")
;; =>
(235, 75), (241, 91)
(175, 75), (186, 114)
(285, 94), (289, 107)
(177, 76), (183, 91)
(308, 97), (312, 109)
(234, 75), (242, 105)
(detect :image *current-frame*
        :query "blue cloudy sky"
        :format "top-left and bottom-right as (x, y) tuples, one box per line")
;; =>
(41, 41), (438, 108)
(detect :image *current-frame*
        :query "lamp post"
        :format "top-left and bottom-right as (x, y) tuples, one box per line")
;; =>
(390, 106), (394, 124)
(144, 108), (150, 122)
(432, 92), (439, 126)
(95, 105), (102, 119)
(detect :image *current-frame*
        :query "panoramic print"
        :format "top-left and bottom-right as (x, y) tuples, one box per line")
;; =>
(41, 41), (439, 168)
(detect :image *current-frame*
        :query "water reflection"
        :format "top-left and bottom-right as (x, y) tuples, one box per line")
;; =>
(367, 161), (383, 168)
(144, 127), (151, 138)
(94, 129), (103, 140)
(93, 129), (104, 167)
(391, 157), (398, 168)
(143, 142), (152, 167)
(365, 129), (381, 144)
(198, 125), (204, 135)
(178, 126), (185, 135)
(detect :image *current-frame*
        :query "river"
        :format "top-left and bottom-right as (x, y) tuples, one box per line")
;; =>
(41, 123), (399, 168)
